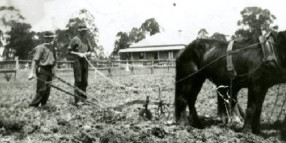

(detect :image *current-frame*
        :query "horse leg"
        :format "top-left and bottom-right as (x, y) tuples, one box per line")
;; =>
(242, 85), (267, 134)
(251, 87), (267, 134)
(175, 82), (189, 126)
(230, 87), (244, 123)
(217, 87), (229, 124)
(186, 77), (205, 129)
(217, 86), (244, 124)
(236, 102), (245, 119)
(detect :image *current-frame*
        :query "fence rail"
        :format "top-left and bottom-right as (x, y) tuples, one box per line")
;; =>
(0, 58), (176, 78)
(0, 57), (19, 80)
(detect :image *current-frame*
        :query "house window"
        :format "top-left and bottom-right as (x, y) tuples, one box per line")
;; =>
(168, 51), (174, 59)
(139, 52), (145, 59)
(154, 52), (158, 59)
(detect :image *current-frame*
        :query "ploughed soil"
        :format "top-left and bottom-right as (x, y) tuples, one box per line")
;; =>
(0, 69), (286, 142)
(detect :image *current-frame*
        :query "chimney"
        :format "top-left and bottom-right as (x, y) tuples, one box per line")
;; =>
(178, 29), (182, 39)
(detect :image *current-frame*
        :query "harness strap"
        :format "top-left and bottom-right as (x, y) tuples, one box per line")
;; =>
(259, 35), (277, 62)
(227, 40), (237, 79)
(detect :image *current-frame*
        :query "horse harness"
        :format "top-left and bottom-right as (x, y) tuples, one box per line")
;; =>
(227, 40), (237, 78)
(176, 33), (278, 84)
(226, 33), (278, 79)
(259, 32), (278, 63)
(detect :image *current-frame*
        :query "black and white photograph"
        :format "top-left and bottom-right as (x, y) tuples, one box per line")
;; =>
(1, 0), (286, 142)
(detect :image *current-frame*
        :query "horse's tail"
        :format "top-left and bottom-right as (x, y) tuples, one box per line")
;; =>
(175, 57), (181, 122)
(174, 56), (187, 122)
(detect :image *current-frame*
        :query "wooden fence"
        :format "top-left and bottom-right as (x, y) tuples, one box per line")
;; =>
(0, 57), (19, 79)
(56, 59), (175, 69)
(0, 58), (176, 79)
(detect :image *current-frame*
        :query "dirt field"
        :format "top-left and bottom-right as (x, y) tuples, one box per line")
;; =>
(0, 69), (286, 143)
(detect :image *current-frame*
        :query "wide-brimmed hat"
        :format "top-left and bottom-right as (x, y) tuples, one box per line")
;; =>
(43, 31), (55, 38)
(78, 24), (88, 31)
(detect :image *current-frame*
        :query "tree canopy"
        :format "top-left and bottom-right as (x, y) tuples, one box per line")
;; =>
(54, 9), (104, 60)
(0, 6), (34, 60)
(235, 7), (277, 39)
(140, 18), (160, 36)
(128, 27), (146, 43)
(112, 18), (160, 57)
(112, 32), (130, 56)
(5, 21), (34, 59)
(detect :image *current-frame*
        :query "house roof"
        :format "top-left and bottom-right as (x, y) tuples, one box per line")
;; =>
(119, 45), (185, 53)
(130, 30), (190, 47)
(119, 30), (193, 53)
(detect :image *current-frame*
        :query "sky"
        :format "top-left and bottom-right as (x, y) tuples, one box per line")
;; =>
(1, 0), (286, 55)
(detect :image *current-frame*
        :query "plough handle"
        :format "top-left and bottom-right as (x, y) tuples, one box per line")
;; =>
(40, 68), (104, 105)
(33, 76), (102, 108)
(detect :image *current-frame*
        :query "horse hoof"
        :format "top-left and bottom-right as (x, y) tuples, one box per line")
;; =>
(217, 114), (228, 124)
(192, 122), (204, 129)
(252, 129), (261, 135)
(237, 127), (252, 133)
(176, 118), (189, 127)
(194, 125), (204, 129)
(281, 129), (286, 140)
(232, 116), (243, 124)
(222, 117), (228, 125)
(232, 126), (250, 133)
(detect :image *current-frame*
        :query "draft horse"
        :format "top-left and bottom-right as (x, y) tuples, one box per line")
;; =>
(175, 31), (286, 134)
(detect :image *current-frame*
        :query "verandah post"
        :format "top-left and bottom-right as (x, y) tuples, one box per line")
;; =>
(167, 59), (170, 72)
(15, 56), (19, 80)
(151, 59), (154, 74)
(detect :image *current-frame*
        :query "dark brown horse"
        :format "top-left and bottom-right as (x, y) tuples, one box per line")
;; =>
(175, 31), (286, 134)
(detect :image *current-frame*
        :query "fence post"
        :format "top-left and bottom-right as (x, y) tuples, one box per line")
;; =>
(108, 60), (112, 77)
(14, 56), (19, 80)
(131, 60), (134, 75)
(151, 59), (154, 74)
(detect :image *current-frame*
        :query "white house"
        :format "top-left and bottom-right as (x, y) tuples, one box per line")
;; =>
(119, 30), (193, 60)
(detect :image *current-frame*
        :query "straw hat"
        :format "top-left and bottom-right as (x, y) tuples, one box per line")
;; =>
(43, 31), (55, 38)
(78, 23), (88, 31)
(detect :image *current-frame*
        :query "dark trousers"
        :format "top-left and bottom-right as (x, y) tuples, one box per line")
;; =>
(73, 58), (88, 103)
(30, 66), (53, 107)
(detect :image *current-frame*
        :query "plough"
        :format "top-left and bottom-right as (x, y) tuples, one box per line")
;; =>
(138, 94), (172, 120)
(34, 68), (173, 120)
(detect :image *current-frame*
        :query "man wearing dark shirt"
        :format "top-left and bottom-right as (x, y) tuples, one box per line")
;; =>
(68, 23), (92, 104)
(28, 31), (56, 107)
